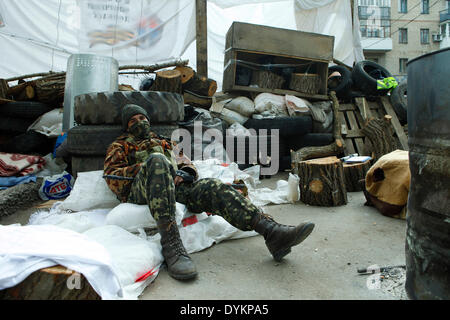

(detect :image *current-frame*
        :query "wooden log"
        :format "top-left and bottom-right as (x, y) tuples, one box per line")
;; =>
(343, 159), (372, 192)
(291, 91), (345, 168)
(298, 156), (348, 206)
(0, 265), (101, 300)
(183, 72), (217, 97)
(35, 76), (65, 106)
(289, 73), (321, 95)
(183, 91), (212, 109)
(174, 65), (195, 84)
(0, 79), (9, 99)
(361, 115), (396, 162)
(151, 69), (183, 94)
(119, 84), (135, 91)
(250, 70), (285, 90)
(16, 85), (35, 101)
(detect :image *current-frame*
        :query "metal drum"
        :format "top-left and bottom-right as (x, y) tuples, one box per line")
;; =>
(405, 48), (450, 299)
(63, 54), (118, 131)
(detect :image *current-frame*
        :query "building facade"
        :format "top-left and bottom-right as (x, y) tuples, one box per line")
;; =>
(358, 0), (448, 81)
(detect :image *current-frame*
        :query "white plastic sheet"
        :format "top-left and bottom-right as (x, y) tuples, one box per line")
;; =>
(0, 224), (123, 299)
(0, 0), (362, 92)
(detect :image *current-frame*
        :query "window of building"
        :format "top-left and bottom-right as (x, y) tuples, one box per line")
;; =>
(422, 0), (429, 14)
(399, 58), (408, 73)
(399, 28), (408, 43)
(441, 23), (447, 37)
(399, 0), (407, 13)
(420, 29), (430, 44)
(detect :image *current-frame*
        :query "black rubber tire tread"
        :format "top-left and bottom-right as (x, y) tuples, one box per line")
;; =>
(224, 134), (287, 165)
(71, 156), (106, 178)
(74, 91), (184, 125)
(67, 123), (180, 156)
(0, 131), (54, 155)
(285, 133), (334, 152)
(243, 116), (313, 137)
(0, 117), (35, 134)
(327, 65), (353, 99)
(352, 60), (392, 96)
(0, 101), (54, 119)
(389, 80), (407, 125)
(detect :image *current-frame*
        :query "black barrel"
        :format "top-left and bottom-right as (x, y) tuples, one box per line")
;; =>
(405, 48), (450, 300)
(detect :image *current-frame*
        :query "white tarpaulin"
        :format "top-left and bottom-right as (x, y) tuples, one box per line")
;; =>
(0, 0), (195, 78)
(0, 0), (363, 90)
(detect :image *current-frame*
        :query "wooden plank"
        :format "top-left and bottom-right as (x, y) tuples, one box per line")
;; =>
(339, 104), (357, 111)
(196, 0), (208, 78)
(380, 96), (409, 151)
(0, 97), (15, 105)
(346, 110), (366, 155)
(354, 97), (373, 122)
(228, 22), (334, 62)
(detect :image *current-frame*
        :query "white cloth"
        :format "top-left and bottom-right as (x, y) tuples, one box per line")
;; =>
(0, 224), (123, 300)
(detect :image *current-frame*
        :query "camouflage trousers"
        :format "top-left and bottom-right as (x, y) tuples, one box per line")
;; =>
(127, 153), (261, 231)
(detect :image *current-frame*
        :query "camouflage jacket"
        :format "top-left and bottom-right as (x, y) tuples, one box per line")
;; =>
(104, 131), (198, 202)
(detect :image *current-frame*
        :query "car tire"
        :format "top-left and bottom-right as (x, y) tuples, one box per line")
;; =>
(352, 60), (393, 96)
(74, 91), (185, 125)
(243, 116), (313, 137)
(67, 124), (180, 156)
(389, 80), (407, 125)
(0, 101), (53, 119)
(327, 65), (353, 100)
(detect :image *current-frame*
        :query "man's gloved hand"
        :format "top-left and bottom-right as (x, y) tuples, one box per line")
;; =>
(175, 169), (194, 184)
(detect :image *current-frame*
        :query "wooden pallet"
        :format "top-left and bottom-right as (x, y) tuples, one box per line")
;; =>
(338, 96), (408, 156)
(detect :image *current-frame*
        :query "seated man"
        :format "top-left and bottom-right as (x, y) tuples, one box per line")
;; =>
(104, 104), (315, 281)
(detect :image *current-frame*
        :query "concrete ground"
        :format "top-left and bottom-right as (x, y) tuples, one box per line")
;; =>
(141, 172), (408, 300)
(0, 172), (408, 300)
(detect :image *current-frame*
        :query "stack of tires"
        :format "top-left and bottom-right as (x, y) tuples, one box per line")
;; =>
(328, 60), (407, 124)
(66, 91), (184, 177)
(0, 101), (56, 155)
(242, 116), (317, 171)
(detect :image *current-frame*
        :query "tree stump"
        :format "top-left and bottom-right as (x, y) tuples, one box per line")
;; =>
(151, 69), (183, 94)
(298, 156), (348, 206)
(0, 265), (101, 300)
(343, 159), (372, 192)
(174, 65), (195, 84)
(250, 70), (285, 89)
(16, 85), (35, 101)
(361, 115), (396, 163)
(289, 73), (321, 94)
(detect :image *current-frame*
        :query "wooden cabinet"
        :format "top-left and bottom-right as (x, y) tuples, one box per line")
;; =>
(222, 22), (335, 101)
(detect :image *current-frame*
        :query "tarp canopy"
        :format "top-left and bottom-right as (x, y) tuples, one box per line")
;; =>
(0, 0), (364, 90)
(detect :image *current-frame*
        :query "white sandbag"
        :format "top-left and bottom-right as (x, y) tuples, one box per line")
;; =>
(106, 203), (155, 232)
(285, 95), (312, 117)
(59, 171), (120, 212)
(224, 96), (255, 117)
(83, 225), (163, 300)
(28, 204), (109, 233)
(254, 93), (288, 116)
(287, 173), (300, 203)
(226, 122), (252, 136)
(28, 108), (63, 138)
(217, 107), (249, 125)
(105, 202), (187, 232)
(179, 215), (258, 254)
